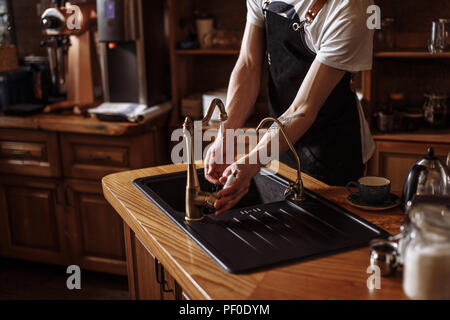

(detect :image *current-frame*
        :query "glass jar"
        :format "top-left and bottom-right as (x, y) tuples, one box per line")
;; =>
(402, 196), (450, 300)
(389, 92), (407, 131)
(437, 18), (449, 52)
(423, 93), (448, 128)
(375, 18), (396, 51)
(383, 18), (396, 50)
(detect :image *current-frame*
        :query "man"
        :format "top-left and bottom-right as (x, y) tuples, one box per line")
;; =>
(205, 0), (376, 215)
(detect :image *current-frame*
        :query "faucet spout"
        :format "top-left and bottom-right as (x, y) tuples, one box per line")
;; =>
(182, 99), (228, 221)
(202, 98), (228, 125)
(256, 117), (305, 202)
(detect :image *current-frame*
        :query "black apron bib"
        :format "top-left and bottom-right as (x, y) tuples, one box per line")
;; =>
(263, 5), (364, 186)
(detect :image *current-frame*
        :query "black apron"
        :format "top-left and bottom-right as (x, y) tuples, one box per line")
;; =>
(263, 2), (364, 186)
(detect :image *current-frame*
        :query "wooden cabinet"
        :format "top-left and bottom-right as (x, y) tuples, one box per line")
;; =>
(66, 180), (126, 275)
(0, 129), (61, 178)
(123, 224), (183, 300)
(0, 117), (168, 276)
(166, 0), (269, 129)
(0, 176), (69, 265)
(60, 132), (158, 180)
(368, 139), (450, 192)
(358, 1), (450, 128)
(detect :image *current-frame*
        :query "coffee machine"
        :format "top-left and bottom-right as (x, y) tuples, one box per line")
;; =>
(95, 0), (169, 111)
(41, 0), (103, 112)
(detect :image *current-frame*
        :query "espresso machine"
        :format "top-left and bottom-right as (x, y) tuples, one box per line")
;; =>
(41, 0), (103, 112)
(92, 0), (169, 121)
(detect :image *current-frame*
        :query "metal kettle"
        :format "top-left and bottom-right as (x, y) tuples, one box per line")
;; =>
(402, 147), (450, 206)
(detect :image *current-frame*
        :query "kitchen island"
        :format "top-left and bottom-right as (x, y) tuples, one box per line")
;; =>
(102, 161), (407, 300)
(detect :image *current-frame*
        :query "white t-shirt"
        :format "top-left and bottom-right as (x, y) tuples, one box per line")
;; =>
(247, 0), (374, 72)
(247, 0), (376, 163)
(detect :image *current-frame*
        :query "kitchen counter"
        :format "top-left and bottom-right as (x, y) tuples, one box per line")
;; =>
(372, 129), (450, 144)
(102, 161), (407, 300)
(0, 113), (168, 136)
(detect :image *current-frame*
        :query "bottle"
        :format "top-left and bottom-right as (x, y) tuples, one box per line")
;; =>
(223, 170), (238, 189)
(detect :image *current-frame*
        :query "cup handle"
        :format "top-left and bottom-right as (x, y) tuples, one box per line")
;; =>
(346, 181), (360, 196)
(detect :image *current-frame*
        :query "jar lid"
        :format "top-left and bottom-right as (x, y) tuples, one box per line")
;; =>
(424, 93), (448, 99)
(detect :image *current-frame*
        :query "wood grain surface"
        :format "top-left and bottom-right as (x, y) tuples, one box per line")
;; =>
(102, 162), (407, 300)
(373, 129), (450, 144)
(0, 113), (169, 136)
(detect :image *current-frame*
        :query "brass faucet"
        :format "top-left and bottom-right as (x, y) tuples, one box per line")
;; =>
(256, 117), (306, 202)
(183, 99), (228, 221)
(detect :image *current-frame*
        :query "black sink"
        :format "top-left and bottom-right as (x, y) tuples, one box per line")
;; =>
(134, 169), (389, 274)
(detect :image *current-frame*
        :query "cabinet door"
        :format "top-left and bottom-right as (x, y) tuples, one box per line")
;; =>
(123, 224), (183, 300)
(368, 141), (450, 192)
(0, 176), (68, 265)
(161, 268), (183, 300)
(124, 224), (162, 300)
(66, 180), (127, 275)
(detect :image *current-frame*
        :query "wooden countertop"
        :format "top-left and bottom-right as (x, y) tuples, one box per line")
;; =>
(373, 129), (450, 144)
(102, 161), (407, 300)
(0, 113), (168, 136)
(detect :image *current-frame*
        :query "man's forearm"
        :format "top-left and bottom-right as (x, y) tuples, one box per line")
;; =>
(224, 60), (261, 130)
(223, 23), (265, 131)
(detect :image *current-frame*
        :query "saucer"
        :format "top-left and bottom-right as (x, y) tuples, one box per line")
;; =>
(346, 193), (400, 211)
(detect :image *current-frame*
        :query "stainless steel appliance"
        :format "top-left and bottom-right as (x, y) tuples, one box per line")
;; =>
(96, 0), (169, 108)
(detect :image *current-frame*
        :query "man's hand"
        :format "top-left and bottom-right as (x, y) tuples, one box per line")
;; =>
(204, 134), (230, 185)
(214, 158), (262, 216)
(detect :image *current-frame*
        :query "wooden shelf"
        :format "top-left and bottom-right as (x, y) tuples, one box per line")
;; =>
(374, 51), (450, 59)
(175, 48), (240, 56)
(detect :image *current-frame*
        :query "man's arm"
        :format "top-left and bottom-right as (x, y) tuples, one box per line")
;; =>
(204, 22), (265, 184)
(223, 22), (265, 130)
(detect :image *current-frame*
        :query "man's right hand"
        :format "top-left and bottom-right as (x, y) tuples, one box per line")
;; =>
(204, 135), (229, 185)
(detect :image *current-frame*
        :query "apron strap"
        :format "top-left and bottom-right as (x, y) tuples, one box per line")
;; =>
(262, 0), (329, 23)
(305, 0), (329, 23)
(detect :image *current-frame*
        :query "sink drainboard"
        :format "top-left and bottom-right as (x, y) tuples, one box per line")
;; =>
(134, 170), (390, 274)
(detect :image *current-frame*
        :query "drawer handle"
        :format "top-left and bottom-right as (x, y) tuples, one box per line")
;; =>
(155, 260), (174, 293)
(7, 150), (33, 157)
(88, 154), (112, 161)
